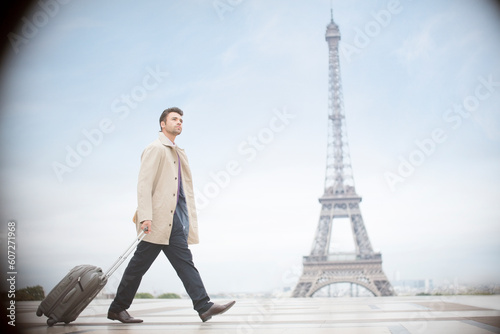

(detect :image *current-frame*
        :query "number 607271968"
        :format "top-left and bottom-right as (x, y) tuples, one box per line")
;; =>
(7, 221), (16, 271)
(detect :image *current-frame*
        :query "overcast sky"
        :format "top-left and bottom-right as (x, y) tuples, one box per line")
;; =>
(1, 0), (499, 297)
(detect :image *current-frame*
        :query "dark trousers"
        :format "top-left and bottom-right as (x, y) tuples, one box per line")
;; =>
(109, 215), (212, 314)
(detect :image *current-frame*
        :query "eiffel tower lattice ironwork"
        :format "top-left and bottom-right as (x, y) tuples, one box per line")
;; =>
(292, 11), (395, 297)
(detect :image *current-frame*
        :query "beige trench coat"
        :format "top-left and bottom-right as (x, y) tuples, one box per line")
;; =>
(133, 132), (199, 245)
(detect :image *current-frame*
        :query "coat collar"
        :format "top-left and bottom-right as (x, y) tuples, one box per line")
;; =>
(158, 132), (183, 150)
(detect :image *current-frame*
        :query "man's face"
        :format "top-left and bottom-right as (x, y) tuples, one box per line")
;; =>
(161, 112), (183, 137)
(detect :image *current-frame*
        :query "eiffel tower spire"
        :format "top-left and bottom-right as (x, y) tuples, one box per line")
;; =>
(324, 10), (355, 197)
(292, 11), (394, 298)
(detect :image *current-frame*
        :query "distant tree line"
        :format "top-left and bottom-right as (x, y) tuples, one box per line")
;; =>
(135, 292), (181, 299)
(0, 285), (46, 301)
(1, 285), (181, 302)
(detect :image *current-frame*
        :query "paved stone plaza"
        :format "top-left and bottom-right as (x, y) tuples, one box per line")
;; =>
(15, 295), (500, 334)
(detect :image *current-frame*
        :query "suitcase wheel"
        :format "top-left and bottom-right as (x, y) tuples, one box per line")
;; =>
(47, 318), (57, 327)
(36, 307), (43, 317)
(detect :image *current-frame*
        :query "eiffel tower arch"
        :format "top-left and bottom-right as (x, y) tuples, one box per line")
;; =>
(292, 10), (394, 298)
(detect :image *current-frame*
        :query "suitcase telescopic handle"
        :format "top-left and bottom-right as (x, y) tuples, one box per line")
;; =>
(103, 227), (148, 279)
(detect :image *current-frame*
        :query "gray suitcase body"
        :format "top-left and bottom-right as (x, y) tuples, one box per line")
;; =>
(36, 230), (146, 326)
(36, 265), (106, 326)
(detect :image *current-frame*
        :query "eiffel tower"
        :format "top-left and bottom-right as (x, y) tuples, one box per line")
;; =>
(292, 11), (394, 297)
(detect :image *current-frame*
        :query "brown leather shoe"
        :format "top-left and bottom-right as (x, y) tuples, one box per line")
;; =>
(107, 310), (143, 323)
(199, 301), (236, 322)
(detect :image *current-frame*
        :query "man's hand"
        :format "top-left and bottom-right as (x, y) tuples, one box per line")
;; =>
(141, 220), (152, 234)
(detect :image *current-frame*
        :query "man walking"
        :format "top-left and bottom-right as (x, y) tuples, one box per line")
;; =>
(108, 107), (235, 323)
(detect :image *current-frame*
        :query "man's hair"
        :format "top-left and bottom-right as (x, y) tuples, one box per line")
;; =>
(159, 107), (183, 131)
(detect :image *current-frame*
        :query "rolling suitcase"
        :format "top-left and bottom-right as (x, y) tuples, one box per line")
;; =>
(36, 230), (146, 326)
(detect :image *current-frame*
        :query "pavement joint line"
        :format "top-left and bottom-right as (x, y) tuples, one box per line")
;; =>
(20, 316), (500, 327)
(461, 319), (500, 333)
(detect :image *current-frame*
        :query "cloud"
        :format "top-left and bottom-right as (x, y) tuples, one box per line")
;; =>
(394, 12), (445, 66)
